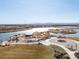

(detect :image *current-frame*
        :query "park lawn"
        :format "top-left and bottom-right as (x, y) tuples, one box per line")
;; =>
(0, 44), (54, 59)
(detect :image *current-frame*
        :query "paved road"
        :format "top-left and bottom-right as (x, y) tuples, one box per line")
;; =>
(40, 39), (77, 59)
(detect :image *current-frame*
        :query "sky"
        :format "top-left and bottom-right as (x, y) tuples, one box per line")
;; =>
(0, 0), (79, 24)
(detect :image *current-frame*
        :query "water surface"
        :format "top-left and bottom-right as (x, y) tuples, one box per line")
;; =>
(0, 32), (17, 41)
(65, 33), (79, 37)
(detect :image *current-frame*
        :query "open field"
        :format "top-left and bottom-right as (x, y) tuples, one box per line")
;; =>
(0, 44), (70, 59)
(0, 44), (54, 59)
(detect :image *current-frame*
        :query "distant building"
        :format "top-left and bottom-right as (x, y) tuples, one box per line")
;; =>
(32, 31), (50, 40)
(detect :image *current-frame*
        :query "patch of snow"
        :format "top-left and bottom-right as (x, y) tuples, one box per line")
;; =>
(17, 27), (62, 35)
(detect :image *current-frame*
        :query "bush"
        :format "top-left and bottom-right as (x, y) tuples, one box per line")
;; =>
(74, 52), (79, 59)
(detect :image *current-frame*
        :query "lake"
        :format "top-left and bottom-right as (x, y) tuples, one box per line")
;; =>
(65, 33), (79, 37)
(0, 32), (17, 41)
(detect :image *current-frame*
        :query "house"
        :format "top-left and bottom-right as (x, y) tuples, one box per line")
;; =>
(1, 41), (10, 46)
(32, 31), (50, 40)
(9, 35), (18, 43)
